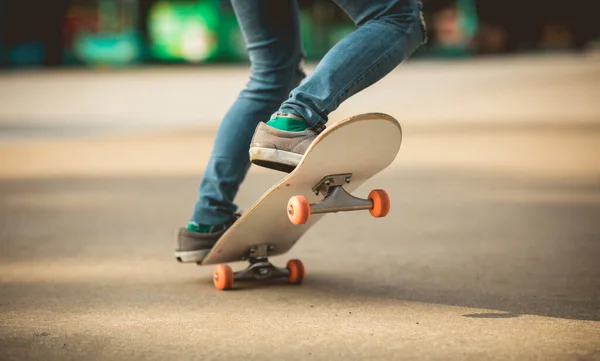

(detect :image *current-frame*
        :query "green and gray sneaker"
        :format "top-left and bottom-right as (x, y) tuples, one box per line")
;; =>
(174, 213), (241, 263)
(249, 113), (325, 173)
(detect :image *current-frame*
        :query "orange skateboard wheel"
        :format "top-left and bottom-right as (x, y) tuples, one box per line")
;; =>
(213, 264), (234, 290)
(368, 189), (391, 217)
(287, 196), (311, 225)
(286, 259), (305, 284)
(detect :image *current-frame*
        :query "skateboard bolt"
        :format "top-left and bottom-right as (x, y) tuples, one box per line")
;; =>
(313, 190), (319, 195)
(345, 177), (351, 184)
(325, 180), (331, 186)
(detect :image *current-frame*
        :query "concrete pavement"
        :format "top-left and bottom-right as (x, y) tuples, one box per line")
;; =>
(0, 52), (598, 135)
(0, 54), (599, 360)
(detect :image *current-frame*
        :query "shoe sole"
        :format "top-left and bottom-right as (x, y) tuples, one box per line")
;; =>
(249, 147), (303, 173)
(175, 249), (210, 263)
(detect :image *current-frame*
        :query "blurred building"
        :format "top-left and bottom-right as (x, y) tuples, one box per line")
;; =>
(0, 0), (598, 69)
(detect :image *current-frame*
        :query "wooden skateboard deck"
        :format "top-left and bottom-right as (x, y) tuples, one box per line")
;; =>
(202, 112), (402, 289)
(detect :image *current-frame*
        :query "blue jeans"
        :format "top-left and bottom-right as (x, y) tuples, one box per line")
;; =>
(190, 0), (426, 227)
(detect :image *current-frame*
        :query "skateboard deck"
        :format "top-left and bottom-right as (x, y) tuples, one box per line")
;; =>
(202, 112), (402, 290)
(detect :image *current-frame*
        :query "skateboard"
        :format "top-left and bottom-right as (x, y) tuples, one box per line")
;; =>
(200, 112), (402, 290)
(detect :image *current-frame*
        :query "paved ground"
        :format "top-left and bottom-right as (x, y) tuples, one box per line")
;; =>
(1, 53), (599, 360)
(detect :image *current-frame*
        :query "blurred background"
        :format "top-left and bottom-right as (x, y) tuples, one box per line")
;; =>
(0, 0), (598, 68)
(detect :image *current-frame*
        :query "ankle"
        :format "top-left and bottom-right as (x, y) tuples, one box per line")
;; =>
(275, 112), (304, 121)
(186, 222), (212, 233)
(266, 113), (309, 132)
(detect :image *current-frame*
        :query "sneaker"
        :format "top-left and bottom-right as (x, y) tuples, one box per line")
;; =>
(249, 122), (325, 173)
(174, 213), (241, 263)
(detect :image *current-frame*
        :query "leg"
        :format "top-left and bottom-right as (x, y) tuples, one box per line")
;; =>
(249, 0), (427, 170)
(175, 0), (305, 263)
(281, 0), (427, 126)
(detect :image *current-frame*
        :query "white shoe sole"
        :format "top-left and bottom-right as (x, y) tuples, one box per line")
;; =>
(175, 249), (210, 263)
(249, 147), (303, 170)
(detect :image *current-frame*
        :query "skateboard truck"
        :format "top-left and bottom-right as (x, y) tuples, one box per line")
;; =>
(287, 173), (391, 225)
(311, 173), (353, 196)
(234, 244), (286, 281)
(212, 244), (305, 290)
